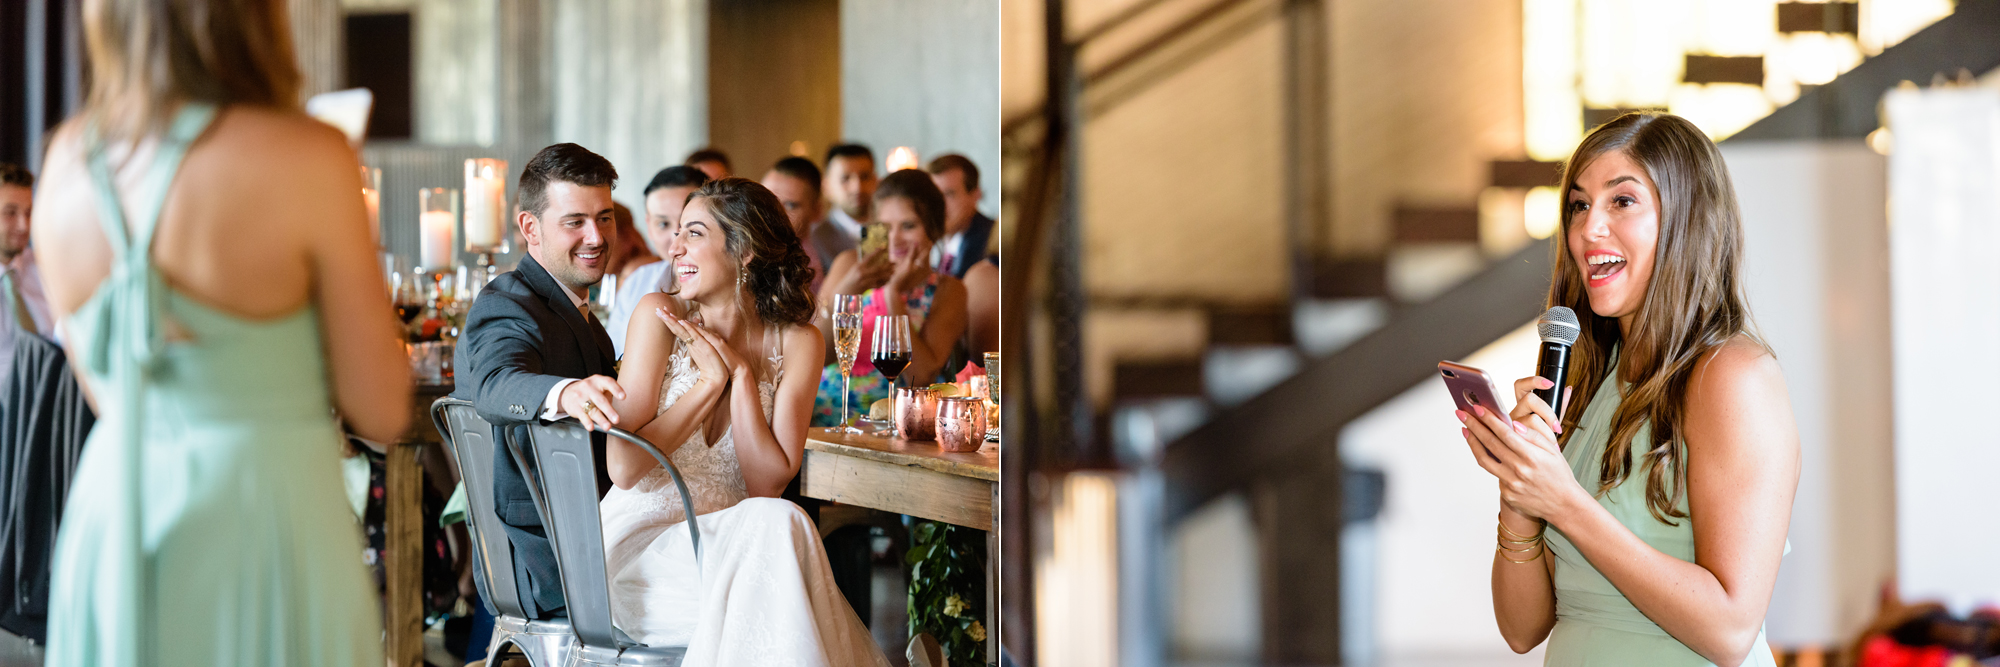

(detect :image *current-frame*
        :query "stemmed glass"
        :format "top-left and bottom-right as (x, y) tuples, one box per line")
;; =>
(871, 315), (913, 435)
(984, 352), (1001, 441)
(832, 295), (865, 434)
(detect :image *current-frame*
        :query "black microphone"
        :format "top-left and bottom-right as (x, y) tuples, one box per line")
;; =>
(1534, 306), (1580, 420)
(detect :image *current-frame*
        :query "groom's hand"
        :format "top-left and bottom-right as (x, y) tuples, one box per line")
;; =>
(561, 375), (626, 432)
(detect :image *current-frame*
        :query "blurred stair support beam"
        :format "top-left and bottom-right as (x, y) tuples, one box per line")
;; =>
(1683, 54), (1766, 86)
(1775, 2), (1859, 35)
(1284, 0), (1333, 304)
(998, 0), (1081, 660)
(1114, 359), (1207, 401)
(1160, 238), (1556, 526)
(1490, 159), (1563, 189)
(1733, 0), (2000, 141)
(1393, 205), (1482, 243)
(1308, 257), (1390, 299)
(1206, 305), (1302, 408)
(1250, 444), (1343, 664)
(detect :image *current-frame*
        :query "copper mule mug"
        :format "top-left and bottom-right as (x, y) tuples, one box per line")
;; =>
(934, 396), (988, 452)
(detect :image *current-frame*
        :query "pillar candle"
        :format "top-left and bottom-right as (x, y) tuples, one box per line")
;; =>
(420, 210), (455, 269)
(362, 188), (382, 243)
(463, 174), (506, 249)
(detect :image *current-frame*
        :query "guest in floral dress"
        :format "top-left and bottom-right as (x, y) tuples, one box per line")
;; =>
(811, 170), (969, 426)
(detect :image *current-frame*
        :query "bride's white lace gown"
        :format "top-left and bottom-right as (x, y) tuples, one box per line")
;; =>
(599, 326), (889, 666)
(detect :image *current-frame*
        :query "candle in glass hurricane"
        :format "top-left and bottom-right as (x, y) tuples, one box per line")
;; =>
(463, 158), (508, 251)
(895, 385), (940, 441)
(360, 166), (382, 245)
(418, 187), (458, 270)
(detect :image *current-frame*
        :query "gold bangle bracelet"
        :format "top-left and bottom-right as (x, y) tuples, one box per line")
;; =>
(1497, 545), (1544, 563)
(1498, 518), (1546, 542)
(1497, 530), (1543, 546)
(1496, 535), (1541, 552)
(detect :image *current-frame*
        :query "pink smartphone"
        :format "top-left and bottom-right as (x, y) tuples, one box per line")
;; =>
(1439, 361), (1513, 425)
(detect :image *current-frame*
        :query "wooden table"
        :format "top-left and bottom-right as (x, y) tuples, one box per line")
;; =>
(384, 382), (454, 667)
(800, 428), (997, 530)
(798, 428), (999, 659)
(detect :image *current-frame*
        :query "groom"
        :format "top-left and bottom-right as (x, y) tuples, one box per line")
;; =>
(455, 143), (626, 618)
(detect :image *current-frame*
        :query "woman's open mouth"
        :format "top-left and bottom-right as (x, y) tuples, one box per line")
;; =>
(1586, 252), (1625, 286)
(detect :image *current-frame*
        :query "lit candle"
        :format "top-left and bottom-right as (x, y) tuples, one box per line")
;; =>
(463, 159), (508, 250)
(362, 188), (381, 241)
(420, 210), (455, 269)
(887, 146), (920, 172)
(360, 166), (382, 245)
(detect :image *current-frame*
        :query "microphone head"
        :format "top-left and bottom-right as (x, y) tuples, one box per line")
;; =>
(1537, 306), (1581, 345)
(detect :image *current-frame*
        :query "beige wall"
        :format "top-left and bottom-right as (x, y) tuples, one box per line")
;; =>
(1327, 0), (1524, 257)
(1003, 0), (1527, 297)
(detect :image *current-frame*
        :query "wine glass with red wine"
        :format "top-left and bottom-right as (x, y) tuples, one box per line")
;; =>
(872, 314), (912, 387)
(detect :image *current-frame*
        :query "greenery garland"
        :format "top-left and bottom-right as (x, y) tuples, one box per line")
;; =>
(906, 520), (988, 666)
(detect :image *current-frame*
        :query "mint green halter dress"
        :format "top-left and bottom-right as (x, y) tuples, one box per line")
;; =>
(1541, 350), (1777, 666)
(44, 103), (382, 666)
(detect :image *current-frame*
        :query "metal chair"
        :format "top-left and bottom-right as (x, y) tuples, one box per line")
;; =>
(525, 417), (702, 666)
(430, 398), (574, 666)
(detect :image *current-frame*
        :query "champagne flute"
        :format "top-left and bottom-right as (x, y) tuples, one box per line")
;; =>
(832, 295), (865, 434)
(871, 315), (913, 436)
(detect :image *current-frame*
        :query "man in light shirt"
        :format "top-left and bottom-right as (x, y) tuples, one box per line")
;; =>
(605, 165), (707, 356)
(0, 163), (54, 384)
(821, 144), (877, 244)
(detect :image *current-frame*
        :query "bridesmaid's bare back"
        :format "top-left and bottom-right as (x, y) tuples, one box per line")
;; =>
(30, 103), (411, 442)
(34, 106), (361, 320)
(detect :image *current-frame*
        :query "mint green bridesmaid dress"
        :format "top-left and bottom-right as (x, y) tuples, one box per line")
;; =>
(43, 103), (382, 665)
(1541, 350), (1778, 666)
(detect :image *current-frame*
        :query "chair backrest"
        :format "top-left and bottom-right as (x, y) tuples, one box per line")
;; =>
(525, 419), (702, 648)
(430, 398), (529, 619)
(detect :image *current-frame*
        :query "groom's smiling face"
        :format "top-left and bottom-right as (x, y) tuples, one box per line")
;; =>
(521, 180), (616, 293)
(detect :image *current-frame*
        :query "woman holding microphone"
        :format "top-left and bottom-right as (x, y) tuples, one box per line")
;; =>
(1458, 113), (1799, 666)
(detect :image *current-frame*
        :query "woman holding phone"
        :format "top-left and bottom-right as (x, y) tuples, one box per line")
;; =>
(1457, 113), (1799, 666)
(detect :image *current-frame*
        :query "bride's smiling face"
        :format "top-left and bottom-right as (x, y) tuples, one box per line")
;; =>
(671, 197), (744, 302)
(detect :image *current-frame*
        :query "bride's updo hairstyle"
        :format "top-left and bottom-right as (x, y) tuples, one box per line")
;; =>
(1549, 113), (1768, 526)
(682, 178), (817, 327)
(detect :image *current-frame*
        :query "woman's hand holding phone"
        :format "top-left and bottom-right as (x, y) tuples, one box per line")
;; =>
(1447, 364), (1588, 524)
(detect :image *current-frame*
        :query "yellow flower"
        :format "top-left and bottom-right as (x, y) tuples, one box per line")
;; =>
(966, 620), (986, 643)
(942, 594), (967, 617)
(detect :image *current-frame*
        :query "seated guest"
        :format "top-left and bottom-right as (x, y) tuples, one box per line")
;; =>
(924, 154), (997, 278)
(454, 143), (627, 619)
(822, 144), (877, 245)
(0, 164), (54, 383)
(685, 147), (732, 180)
(811, 170), (969, 426)
(761, 157), (849, 293)
(608, 166), (708, 357)
(608, 201), (658, 285)
(595, 177), (885, 664)
(961, 258), (998, 357)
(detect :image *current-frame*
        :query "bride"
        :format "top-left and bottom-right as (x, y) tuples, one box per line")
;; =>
(598, 177), (888, 666)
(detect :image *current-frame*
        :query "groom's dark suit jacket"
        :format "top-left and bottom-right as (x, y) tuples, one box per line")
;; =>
(453, 255), (616, 617)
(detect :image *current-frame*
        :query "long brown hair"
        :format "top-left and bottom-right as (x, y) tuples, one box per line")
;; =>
(680, 178), (817, 327)
(1549, 113), (1768, 525)
(83, 0), (303, 141)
